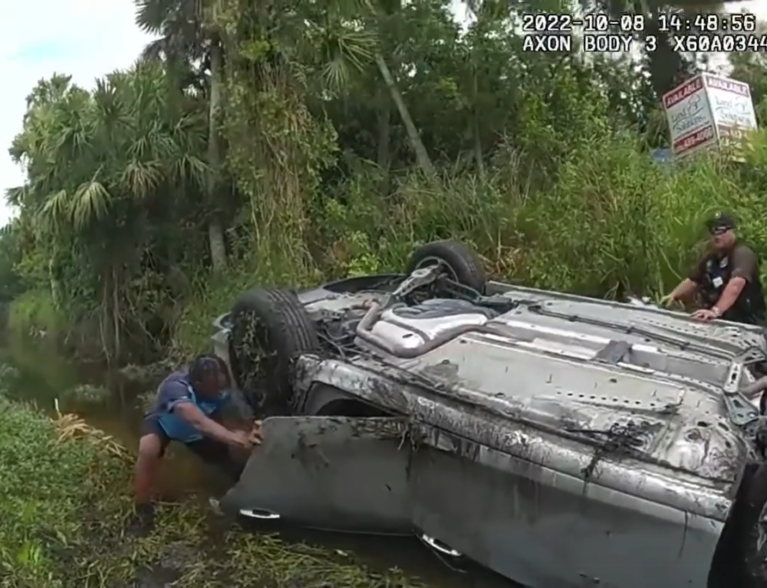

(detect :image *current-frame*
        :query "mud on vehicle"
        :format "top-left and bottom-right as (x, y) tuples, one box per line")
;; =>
(211, 240), (767, 588)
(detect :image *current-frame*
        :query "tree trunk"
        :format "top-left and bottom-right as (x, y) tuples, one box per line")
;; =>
(471, 71), (485, 180)
(48, 257), (61, 308)
(207, 36), (227, 271)
(111, 266), (121, 364)
(374, 53), (436, 178)
(376, 85), (391, 195)
(645, 28), (690, 97)
(632, 0), (693, 98)
(473, 118), (485, 180)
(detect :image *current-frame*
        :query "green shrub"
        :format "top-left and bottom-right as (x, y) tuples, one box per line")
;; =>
(175, 129), (767, 356)
(6, 290), (66, 340)
(0, 371), (423, 587)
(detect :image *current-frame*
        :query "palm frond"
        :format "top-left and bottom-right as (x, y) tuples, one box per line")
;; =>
(121, 161), (164, 199)
(5, 186), (29, 208)
(319, 28), (376, 94)
(71, 180), (111, 230)
(135, 0), (177, 33)
(142, 38), (169, 61)
(173, 154), (208, 185)
(40, 190), (71, 230)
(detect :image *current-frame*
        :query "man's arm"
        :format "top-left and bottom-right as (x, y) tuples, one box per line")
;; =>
(711, 246), (755, 316)
(160, 381), (240, 445)
(174, 402), (241, 445)
(210, 394), (251, 431)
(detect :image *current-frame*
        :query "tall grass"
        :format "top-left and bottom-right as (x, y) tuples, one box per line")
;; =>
(174, 127), (767, 355)
(309, 131), (767, 301)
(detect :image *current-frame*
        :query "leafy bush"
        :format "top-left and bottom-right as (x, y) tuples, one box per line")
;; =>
(7, 290), (66, 340)
(5, 0), (767, 362)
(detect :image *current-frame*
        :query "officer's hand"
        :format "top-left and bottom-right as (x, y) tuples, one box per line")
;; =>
(691, 308), (718, 322)
(228, 430), (255, 450)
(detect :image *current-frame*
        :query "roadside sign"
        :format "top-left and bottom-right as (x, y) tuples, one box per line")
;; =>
(662, 73), (757, 159)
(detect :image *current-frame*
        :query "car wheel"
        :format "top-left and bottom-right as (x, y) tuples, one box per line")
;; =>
(229, 288), (319, 416)
(405, 240), (486, 292)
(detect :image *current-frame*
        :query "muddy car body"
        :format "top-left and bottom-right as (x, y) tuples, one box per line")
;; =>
(211, 241), (767, 588)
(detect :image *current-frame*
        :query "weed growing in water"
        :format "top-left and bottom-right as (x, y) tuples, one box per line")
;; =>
(58, 383), (111, 410)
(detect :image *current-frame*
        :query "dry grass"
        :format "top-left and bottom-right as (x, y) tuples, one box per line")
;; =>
(52, 409), (130, 460)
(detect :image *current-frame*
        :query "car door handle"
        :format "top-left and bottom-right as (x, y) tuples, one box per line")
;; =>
(419, 533), (462, 557)
(239, 508), (281, 520)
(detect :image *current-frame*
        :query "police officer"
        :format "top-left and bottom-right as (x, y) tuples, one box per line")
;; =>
(661, 213), (766, 325)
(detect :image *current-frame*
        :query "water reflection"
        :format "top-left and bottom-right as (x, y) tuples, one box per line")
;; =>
(2, 334), (518, 588)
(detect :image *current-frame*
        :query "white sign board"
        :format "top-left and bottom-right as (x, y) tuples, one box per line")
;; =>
(662, 73), (757, 159)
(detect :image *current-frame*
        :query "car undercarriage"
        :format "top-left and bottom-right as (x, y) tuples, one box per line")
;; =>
(211, 240), (767, 588)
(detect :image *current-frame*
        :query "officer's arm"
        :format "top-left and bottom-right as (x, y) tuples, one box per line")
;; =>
(669, 278), (699, 301)
(712, 247), (755, 316)
(669, 264), (702, 301)
(668, 257), (707, 301)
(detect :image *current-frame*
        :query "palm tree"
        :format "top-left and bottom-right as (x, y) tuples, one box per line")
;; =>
(600, 0), (741, 96)
(135, 0), (228, 271)
(288, 0), (437, 175)
(9, 64), (208, 361)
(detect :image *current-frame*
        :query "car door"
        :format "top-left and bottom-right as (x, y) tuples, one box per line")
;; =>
(408, 435), (583, 587)
(220, 415), (413, 534)
(408, 430), (718, 588)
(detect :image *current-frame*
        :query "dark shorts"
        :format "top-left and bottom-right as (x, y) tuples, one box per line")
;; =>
(141, 415), (244, 481)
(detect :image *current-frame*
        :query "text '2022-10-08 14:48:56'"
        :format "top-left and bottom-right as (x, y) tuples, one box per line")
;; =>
(521, 11), (767, 53)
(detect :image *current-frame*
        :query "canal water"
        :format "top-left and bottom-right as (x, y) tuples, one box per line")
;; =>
(1, 334), (518, 588)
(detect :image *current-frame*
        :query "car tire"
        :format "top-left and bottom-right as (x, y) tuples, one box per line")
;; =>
(405, 240), (486, 292)
(229, 288), (319, 416)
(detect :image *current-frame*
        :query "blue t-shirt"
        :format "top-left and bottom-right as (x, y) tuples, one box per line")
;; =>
(148, 370), (230, 443)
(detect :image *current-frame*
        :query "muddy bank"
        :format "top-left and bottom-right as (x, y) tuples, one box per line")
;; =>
(0, 386), (425, 587)
(0, 336), (517, 588)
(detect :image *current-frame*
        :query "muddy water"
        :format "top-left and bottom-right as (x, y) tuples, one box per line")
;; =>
(2, 335), (519, 588)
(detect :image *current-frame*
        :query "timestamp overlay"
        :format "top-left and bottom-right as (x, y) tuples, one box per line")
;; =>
(521, 11), (644, 53)
(647, 12), (767, 52)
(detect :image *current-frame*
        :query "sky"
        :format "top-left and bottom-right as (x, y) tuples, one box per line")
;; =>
(0, 0), (154, 227)
(1, 1), (767, 228)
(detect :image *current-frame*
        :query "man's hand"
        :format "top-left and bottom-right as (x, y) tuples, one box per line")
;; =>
(250, 420), (263, 445)
(691, 308), (718, 321)
(226, 429), (255, 450)
(660, 293), (681, 307)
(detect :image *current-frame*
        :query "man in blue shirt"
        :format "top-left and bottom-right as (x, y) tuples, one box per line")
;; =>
(130, 355), (256, 534)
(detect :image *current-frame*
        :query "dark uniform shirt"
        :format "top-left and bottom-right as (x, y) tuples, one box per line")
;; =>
(689, 243), (766, 325)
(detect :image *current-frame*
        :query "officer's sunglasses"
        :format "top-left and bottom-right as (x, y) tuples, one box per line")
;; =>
(707, 224), (732, 236)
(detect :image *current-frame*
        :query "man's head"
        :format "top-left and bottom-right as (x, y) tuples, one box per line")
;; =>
(706, 212), (737, 251)
(188, 355), (230, 397)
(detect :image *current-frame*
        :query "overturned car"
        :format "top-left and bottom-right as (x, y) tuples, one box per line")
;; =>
(211, 240), (767, 588)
